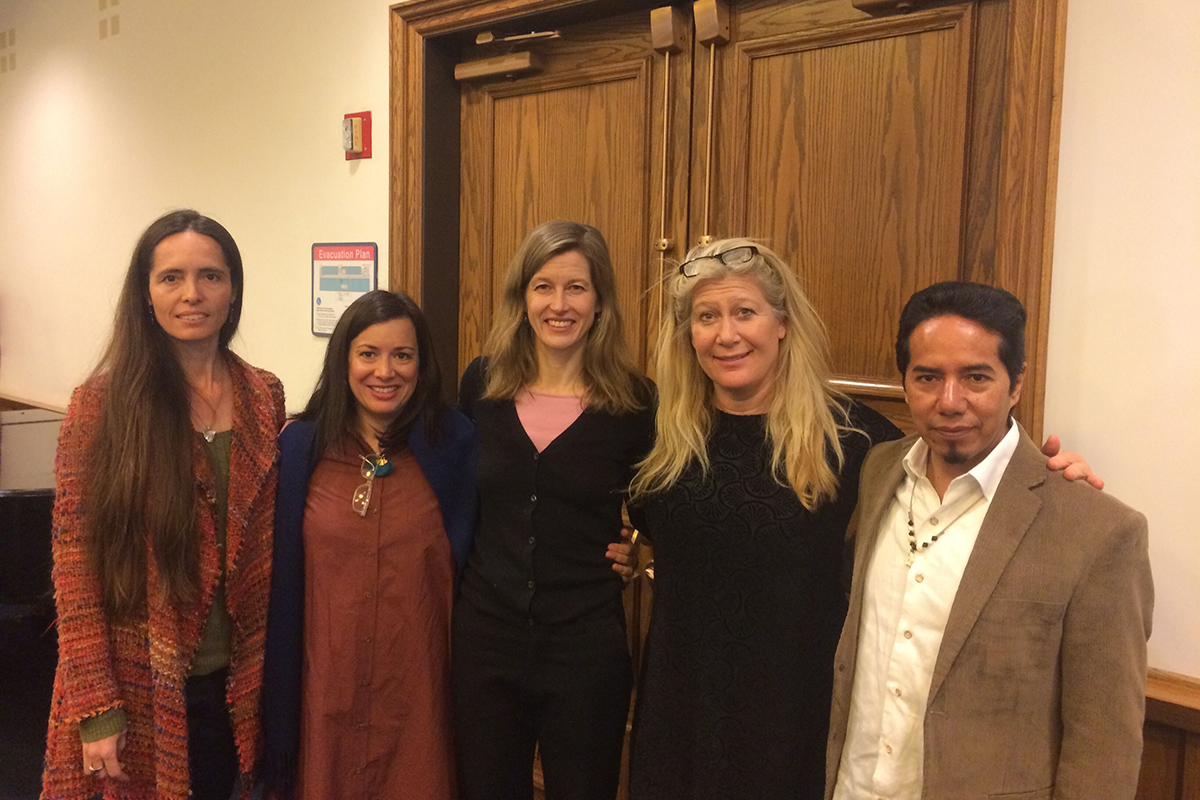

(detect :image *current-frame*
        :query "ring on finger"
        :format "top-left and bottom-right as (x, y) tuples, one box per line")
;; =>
(88, 765), (103, 775)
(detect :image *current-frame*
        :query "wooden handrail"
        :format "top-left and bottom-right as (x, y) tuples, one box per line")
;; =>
(1145, 668), (1200, 734)
(0, 393), (66, 414)
(829, 377), (905, 399)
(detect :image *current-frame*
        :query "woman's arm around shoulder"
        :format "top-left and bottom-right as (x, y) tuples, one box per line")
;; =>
(631, 374), (658, 455)
(439, 404), (479, 444)
(411, 407), (479, 575)
(845, 400), (904, 449)
(633, 374), (659, 413)
(457, 356), (488, 421)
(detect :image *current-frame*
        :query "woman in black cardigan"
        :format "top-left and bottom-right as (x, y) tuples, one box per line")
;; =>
(453, 220), (653, 800)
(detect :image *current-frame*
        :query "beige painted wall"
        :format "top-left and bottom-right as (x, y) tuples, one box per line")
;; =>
(0, 0), (394, 412)
(1045, 0), (1200, 677)
(0, 0), (1196, 676)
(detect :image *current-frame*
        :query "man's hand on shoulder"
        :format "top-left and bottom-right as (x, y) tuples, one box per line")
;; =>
(1041, 434), (1105, 490)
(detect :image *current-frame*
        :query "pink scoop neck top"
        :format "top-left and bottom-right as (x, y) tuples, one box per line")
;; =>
(515, 390), (585, 452)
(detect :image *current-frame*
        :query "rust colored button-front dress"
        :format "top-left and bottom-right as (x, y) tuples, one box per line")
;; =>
(298, 443), (456, 800)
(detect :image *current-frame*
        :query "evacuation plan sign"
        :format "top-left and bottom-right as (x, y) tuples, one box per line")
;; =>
(311, 242), (378, 336)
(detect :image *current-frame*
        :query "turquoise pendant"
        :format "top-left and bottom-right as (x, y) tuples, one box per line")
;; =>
(373, 456), (394, 477)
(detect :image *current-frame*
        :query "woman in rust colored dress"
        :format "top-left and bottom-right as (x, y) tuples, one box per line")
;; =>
(262, 291), (478, 799)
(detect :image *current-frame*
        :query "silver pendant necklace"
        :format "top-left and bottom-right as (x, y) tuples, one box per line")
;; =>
(191, 378), (225, 443)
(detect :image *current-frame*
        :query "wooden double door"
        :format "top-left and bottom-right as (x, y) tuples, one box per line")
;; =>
(392, 0), (1065, 435)
(390, 0), (1065, 794)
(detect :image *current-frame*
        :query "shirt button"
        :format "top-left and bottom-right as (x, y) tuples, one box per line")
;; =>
(885, 744), (893, 754)
(529, 536), (536, 545)
(915, 574), (924, 583)
(360, 680), (369, 688)
(904, 630), (913, 639)
(894, 688), (902, 697)
(364, 636), (372, 644)
(527, 580), (534, 589)
(930, 516), (939, 525)
(365, 591), (374, 599)
(530, 494), (537, 502)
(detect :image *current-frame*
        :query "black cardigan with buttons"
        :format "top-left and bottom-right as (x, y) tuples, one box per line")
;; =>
(457, 357), (656, 626)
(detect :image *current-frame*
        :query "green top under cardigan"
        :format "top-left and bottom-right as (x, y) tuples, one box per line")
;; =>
(79, 430), (233, 743)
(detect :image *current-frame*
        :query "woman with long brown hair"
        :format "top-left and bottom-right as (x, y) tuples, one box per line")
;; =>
(42, 210), (285, 800)
(452, 220), (652, 800)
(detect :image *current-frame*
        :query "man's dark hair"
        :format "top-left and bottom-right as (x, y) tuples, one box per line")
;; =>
(896, 281), (1026, 385)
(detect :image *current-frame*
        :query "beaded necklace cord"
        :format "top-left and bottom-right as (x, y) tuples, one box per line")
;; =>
(905, 479), (984, 567)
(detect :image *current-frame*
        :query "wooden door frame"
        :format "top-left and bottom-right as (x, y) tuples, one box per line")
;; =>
(388, 0), (1068, 436)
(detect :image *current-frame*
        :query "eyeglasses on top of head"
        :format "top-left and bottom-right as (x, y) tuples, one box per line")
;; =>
(678, 245), (759, 278)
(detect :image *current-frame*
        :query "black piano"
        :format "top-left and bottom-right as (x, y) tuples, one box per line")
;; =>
(0, 408), (62, 799)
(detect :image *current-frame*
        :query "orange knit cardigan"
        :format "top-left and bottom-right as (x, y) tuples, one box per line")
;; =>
(42, 355), (285, 800)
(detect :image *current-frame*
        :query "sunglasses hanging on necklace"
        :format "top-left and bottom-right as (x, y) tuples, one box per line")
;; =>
(352, 453), (394, 516)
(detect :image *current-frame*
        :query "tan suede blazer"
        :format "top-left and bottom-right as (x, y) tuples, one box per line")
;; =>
(825, 430), (1153, 800)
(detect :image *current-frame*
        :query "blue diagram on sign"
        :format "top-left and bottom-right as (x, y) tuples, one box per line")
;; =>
(318, 265), (371, 293)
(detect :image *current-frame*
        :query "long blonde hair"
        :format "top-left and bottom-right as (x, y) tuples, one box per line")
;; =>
(630, 238), (853, 510)
(481, 220), (643, 413)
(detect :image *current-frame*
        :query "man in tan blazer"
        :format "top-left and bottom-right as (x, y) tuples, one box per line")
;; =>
(826, 281), (1153, 800)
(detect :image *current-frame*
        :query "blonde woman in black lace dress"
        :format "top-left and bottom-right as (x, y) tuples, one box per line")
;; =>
(627, 239), (900, 799)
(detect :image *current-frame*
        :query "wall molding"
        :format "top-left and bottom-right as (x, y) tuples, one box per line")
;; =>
(1147, 668), (1200, 734)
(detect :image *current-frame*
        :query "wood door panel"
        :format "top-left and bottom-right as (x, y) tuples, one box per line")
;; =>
(707, 6), (974, 387)
(458, 8), (693, 373)
(959, 0), (1009, 281)
(462, 65), (653, 367)
(490, 65), (651, 344)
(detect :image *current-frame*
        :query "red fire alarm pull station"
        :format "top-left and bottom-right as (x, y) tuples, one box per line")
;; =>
(343, 111), (372, 160)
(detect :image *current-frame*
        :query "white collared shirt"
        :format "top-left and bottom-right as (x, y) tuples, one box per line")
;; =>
(833, 423), (1020, 800)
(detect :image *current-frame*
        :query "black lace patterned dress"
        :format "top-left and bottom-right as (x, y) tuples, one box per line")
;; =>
(628, 405), (901, 800)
